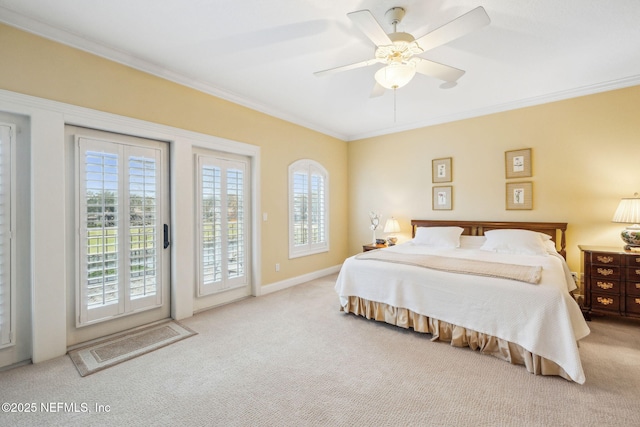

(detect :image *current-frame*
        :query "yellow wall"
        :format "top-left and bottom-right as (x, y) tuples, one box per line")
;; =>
(348, 85), (640, 286)
(0, 23), (349, 286)
(2, 22), (639, 294)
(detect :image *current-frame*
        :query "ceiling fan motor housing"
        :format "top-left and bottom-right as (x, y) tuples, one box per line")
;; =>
(376, 32), (422, 65)
(389, 32), (414, 43)
(377, 8), (421, 65)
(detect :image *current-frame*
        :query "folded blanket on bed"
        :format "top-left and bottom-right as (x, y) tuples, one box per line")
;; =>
(355, 250), (542, 284)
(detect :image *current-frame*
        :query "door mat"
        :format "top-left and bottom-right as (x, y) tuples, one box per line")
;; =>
(68, 320), (197, 377)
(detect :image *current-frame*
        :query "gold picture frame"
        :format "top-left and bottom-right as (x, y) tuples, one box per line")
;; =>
(432, 157), (452, 183)
(506, 181), (533, 210)
(505, 148), (532, 179)
(433, 186), (453, 210)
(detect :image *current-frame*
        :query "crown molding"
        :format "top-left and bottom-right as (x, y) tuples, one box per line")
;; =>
(0, 7), (347, 141)
(2, 6), (639, 143)
(347, 75), (640, 141)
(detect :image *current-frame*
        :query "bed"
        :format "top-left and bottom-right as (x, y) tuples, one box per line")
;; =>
(335, 220), (590, 383)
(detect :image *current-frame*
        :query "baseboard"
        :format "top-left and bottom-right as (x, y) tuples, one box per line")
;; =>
(259, 265), (341, 296)
(0, 358), (32, 372)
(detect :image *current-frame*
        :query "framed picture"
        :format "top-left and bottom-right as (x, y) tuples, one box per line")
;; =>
(505, 148), (532, 179)
(433, 186), (453, 210)
(432, 157), (452, 183)
(506, 182), (533, 210)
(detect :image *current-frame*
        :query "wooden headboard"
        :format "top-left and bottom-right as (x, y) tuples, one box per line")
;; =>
(410, 220), (568, 258)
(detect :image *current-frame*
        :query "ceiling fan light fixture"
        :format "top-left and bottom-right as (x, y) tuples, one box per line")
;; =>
(374, 63), (416, 89)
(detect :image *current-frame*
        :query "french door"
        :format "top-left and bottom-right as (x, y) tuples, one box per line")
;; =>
(0, 118), (31, 370)
(0, 123), (14, 349)
(71, 127), (170, 335)
(196, 152), (250, 298)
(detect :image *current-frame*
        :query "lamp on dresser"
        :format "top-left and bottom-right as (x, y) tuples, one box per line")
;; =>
(612, 192), (640, 250)
(383, 217), (401, 245)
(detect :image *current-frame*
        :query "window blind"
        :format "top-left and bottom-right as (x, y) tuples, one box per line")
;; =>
(289, 160), (329, 258)
(0, 124), (13, 347)
(77, 137), (163, 325)
(197, 155), (248, 296)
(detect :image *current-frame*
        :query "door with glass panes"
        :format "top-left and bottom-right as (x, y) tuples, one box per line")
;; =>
(196, 151), (250, 302)
(0, 121), (27, 369)
(67, 126), (170, 344)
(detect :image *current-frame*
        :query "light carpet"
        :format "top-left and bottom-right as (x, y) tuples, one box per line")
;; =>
(68, 320), (197, 376)
(1, 274), (639, 426)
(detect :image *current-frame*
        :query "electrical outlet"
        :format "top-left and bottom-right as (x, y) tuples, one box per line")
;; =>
(275, 263), (280, 272)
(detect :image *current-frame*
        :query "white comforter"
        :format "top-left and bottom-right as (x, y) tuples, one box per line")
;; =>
(335, 241), (590, 383)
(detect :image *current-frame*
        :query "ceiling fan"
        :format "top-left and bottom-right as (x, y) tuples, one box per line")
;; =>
(315, 6), (490, 97)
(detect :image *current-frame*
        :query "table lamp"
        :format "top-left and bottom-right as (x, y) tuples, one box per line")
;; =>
(612, 192), (640, 250)
(383, 217), (401, 245)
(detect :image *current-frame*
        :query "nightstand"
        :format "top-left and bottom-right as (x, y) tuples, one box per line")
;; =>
(362, 243), (387, 252)
(579, 245), (640, 320)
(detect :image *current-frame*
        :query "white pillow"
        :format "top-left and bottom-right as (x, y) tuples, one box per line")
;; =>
(544, 239), (559, 255)
(413, 226), (464, 248)
(479, 229), (548, 256)
(538, 232), (552, 241)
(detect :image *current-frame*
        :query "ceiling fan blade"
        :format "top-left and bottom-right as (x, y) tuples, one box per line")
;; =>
(314, 58), (380, 77)
(347, 9), (392, 47)
(370, 82), (386, 98)
(414, 58), (465, 82)
(414, 6), (490, 52)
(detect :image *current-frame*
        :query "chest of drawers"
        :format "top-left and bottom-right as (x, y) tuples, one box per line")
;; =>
(579, 245), (640, 319)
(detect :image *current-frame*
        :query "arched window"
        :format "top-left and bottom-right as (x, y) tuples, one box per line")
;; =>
(288, 160), (329, 258)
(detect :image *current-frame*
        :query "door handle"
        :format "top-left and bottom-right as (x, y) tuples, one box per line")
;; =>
(163, 224), (170, 249)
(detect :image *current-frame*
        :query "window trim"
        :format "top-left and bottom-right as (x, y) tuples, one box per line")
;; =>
(288, 159), (329, 259)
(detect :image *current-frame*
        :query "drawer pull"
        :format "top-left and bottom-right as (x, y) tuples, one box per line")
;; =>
(596, 268), (614, 276)
(597, 296), (614, 306)
(636, 298), (640, 305)
(596, 255), (614, 263)
(596, 281), (614, 290)
(635, 258), (640, 264)
(636, 269), (640, 275)
(636, 283), (640, 290)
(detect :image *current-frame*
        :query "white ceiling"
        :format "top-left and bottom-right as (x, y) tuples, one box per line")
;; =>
(1, 0), (640, 141)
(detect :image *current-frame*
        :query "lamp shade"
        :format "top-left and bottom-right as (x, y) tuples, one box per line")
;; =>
(612, 193), (640, 249)
(374, 63), (416, 89)
(384, 218), (401, 233)
(612, 194), (640, 224)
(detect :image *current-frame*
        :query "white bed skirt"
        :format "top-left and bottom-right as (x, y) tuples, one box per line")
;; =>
(343, 296), (573, 382)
